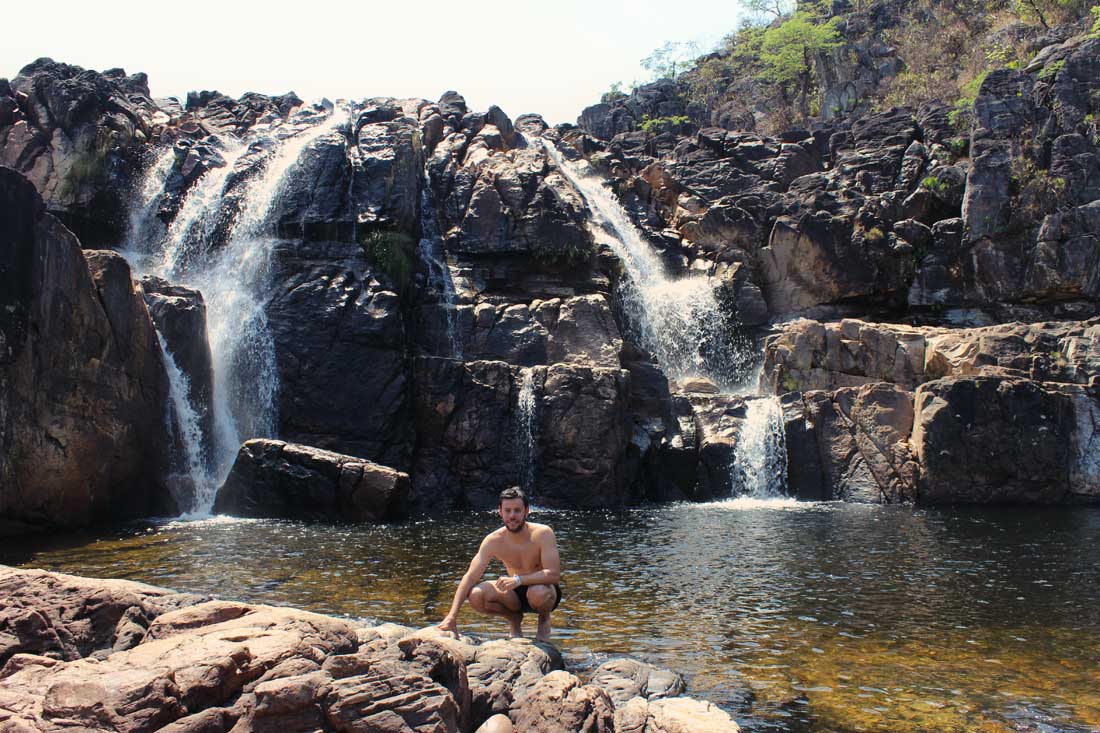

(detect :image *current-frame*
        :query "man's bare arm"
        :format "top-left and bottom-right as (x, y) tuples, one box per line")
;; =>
(437, 537), (493, 634)
(518, 527), (560, 587)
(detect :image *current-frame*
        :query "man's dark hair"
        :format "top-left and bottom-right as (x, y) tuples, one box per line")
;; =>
(499, 486), (529, 507)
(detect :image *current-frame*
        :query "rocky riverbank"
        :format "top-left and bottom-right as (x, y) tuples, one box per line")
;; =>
(0, 566), (739, 733)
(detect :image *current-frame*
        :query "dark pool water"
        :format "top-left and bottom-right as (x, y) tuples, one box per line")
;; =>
(6, 500), (1100, 733)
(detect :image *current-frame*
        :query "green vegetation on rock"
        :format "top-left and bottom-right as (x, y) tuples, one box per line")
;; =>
(360, 228), (414, 293)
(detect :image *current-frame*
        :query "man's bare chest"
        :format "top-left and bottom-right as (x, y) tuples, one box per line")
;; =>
(492, 540), (542, 571)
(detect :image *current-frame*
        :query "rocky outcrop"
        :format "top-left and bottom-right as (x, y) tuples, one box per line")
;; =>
(912, 376), (1098, 503)
(0, 567), (738, 733)
(410, 360), (632, 510)
(0, 567), (206, 668)
(140, 275), (215, 451)
(0, 167), (173, 536)
(0, 59), (169, 246)
(213, 439), (410, 522)
(764, 317), (1100, 503)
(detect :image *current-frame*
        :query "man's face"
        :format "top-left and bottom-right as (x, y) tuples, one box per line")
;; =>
(499, 498), (529, 533)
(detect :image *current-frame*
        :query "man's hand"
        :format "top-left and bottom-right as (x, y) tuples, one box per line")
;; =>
(494, 575), (520, 592)
(436, 616), (459, 638)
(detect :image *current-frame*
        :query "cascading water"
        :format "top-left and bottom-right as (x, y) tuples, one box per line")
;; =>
(731, 397), (788, 498)
(127, 106), (349, 513)
(418, 178), (462, 358)
(513, 367), (539, 493)
(540, 138), (787, 498)
(540, 140), (751, 386)
(156, 333), (214, 513)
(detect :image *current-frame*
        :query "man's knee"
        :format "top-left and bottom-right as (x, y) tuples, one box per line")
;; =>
(469, 584), (488, 611)
(526, 584), (556, 612)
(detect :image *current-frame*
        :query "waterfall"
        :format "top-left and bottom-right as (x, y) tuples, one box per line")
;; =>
(126, 105), (348, 514)
(539, 140), (751, 386)
(418, 178), (462, 358)
(540, 138), (788, 498)
(157, 332), (214, 513)
(123, 147), (175, 257)
(514, 367), (539, 493)
(732, 397), (788, 498)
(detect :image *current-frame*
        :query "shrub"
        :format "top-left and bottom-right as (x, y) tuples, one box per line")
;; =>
(360, 229), (414, 292)
(864, 226), (886, 243)
(921, 176), (950, 194)
(1037, 59), (1066, 80)
(639, 114), (690, 135)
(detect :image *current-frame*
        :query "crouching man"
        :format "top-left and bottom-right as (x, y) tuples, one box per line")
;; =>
(437, 487), (562, 642)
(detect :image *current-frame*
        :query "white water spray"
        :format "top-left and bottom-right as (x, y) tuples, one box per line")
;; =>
(157, 332), (214, 512)
(732, 397), (788, 498)
(540, 140), (750, 386)
(514, 367), (539, 493)
(540, 138), (786, 498)
(128, 106), (349, 514)
(418, 178), (462, 357)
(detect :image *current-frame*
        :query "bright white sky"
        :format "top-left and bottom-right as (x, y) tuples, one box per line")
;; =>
(2, 0), (743, 126)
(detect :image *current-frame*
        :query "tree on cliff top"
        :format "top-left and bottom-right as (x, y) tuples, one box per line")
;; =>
(758, 12), (843, 119)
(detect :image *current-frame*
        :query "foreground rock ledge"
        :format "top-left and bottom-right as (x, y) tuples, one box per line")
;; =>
(0, 566), (739, 733)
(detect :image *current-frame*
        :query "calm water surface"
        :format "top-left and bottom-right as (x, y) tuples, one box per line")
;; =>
(6, 501), (1100, 733)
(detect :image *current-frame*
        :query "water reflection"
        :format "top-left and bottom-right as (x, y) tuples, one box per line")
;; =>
(5, 503), (1100, 733)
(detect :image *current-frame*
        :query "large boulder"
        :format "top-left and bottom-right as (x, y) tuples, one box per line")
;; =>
(139, 275), (215, 454)
(0, 567), (205, 668)
(509, 670), (614, 733)
(588, 658), (686, 708)
(0, 167), (173, 535)
(614, 696), (740, 733)
(911, 376), (1087, 503)
(213, 439), (409, 522)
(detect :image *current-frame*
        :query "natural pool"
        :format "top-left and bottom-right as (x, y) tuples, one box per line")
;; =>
(5, 500), (1100, 733)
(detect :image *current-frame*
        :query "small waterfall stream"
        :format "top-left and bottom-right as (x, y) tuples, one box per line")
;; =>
(417, 177), (462, 358)
(128, 106), (348, 514)
(541, 138), (787, 498)
(156, 333), (214, 513)
(513, 367), (539, 493)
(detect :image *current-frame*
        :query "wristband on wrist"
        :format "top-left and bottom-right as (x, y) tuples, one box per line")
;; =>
(514, 574), (522, 586)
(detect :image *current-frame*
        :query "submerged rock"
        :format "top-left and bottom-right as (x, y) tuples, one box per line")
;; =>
(213, 439), (410, 522)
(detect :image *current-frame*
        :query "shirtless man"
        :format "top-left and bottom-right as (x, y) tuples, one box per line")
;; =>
(437, 487), (562, 642)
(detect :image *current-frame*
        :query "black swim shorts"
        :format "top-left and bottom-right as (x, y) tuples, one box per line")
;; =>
(514, 584), (562, 613)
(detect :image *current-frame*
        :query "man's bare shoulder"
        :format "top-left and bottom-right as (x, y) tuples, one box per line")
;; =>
(528, 522), (556, 538)
(480, 526), (510, 549)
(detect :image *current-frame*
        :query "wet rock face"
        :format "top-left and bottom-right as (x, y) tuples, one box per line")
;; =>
(140, 275), (215, 450)
(267, 239), (412, 469)
(213, 439), (410, 522)
(0, 168), (173, 535)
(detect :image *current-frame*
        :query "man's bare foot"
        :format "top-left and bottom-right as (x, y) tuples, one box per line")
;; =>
(536, 613), (551, 642)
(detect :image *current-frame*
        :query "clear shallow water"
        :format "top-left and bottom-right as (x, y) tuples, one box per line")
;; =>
(5, 502), (1100, 733)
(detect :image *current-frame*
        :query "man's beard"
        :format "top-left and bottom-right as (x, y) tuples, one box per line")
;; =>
(505, 518), (527, 533)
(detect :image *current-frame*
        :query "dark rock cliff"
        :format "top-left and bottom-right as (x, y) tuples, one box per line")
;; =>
(2, 18), (1100, 529)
